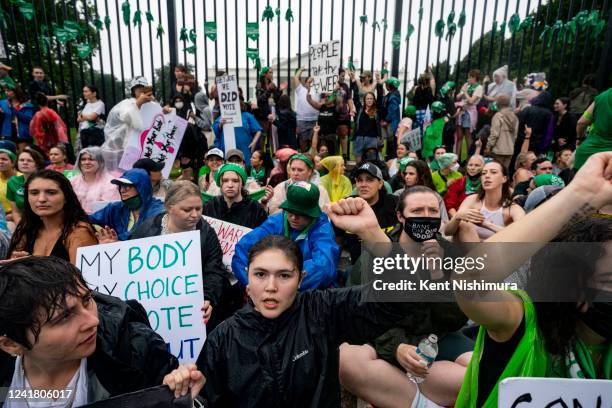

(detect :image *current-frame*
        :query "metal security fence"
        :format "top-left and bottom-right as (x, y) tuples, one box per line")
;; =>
(0, 0), (610, 128)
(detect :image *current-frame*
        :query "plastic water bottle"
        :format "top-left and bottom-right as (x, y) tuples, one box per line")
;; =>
(407, 334), (438, 384)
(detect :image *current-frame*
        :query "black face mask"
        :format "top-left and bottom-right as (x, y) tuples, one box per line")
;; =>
(467, 172), (482, 182)
(403, 217), (441, 242)
(579, 302), (612, 340)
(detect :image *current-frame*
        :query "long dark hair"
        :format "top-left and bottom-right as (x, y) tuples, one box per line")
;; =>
(404, 160), (436, 191)
(476, 159), (512, 207)
(9, 170), (94, 255)
(529, 217), (612, 356)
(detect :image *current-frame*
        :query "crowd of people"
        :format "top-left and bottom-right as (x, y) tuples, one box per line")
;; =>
(0, 57), (610, 408)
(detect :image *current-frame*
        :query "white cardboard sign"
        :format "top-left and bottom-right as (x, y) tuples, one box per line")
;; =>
(498, 377), (612, 407)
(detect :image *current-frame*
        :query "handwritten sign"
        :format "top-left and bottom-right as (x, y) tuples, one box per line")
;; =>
(499, 377), (612, 407)
(309, 40), (340, 94)
(119, 102), (188, 178)
(203, 216), (251, 281)
(77, 231), (204, 364)
(216, 75), (243, 127)
(400, 128), (422, 152)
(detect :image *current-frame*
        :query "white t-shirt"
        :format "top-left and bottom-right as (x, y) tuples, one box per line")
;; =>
(80, 100), (106, 130)
(294, 84), (320, 122)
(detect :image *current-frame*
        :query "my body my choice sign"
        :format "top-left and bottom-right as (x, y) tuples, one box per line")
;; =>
(77, 231), (204, 364)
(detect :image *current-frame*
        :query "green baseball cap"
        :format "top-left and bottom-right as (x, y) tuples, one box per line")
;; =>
(279, 181), (321, 218)
(215, 163), (247, 186)
(431, 101), (446, 113)
(404, 105), (417, 117)
(259, 66), (271, 77)
(439, 81), (456, 96)
(385, 77), (400, 89)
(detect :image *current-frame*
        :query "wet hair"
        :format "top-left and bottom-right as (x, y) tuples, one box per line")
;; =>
(396, 185), (440, 215)
(476, 159), (512, 207)
(18, 148), (45, 171)
(76, 146), (106, 174)
(531, 157), (552, 171)
(403, 160), (436, 190)
(9, 170), (94, 260)
(529, 217), (612, 356)
(164, 180), (201, 208)
(247, 235), (304, 272)
(0, 256), (89, 349)
(35, 92), (48, 107)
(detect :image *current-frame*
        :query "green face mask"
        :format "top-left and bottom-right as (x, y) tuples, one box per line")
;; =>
(122, 194), (142, 211)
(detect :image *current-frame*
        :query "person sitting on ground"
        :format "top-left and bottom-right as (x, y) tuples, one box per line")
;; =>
(70, 147), (121, 215)
(89, 168), (164, 241)
(203, 163), (268, 230)
(248, 149), (272, 187)
(389, 154), (418, 192)
(553, 148), (573, 175)
(485, 94), (518, 169)
(45, 143), (74, 173)
(266, 153), (330, 214)
(319, 156), (352, 203)
(429, 145), (447, 171)
(0, 142), (17, 222)
(198, 148), (225, 196)
(7, 148), (45, 225)
(128, 181), (229, 332)
(513, 157), (554, 197)
(132, 158), (172, 200)
(445, 159), (525, 242)
(340, 186), (472, 407)
(387, 142), (412, 179)
(29, 93), (68, 157)
(7, 170), (97, 265)
(267, 147), (297, 187)
(395, 105), (417, 147)
(512, 150), (537, 186)
(233, 181), (340, 291)
(431, 153), (462, 196)
(445, 154), (485, 218)
(0, 256), (203, 405)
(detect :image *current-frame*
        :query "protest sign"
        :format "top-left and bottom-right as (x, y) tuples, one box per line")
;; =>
(499, 377), (612, 407)
(77, 231), (204, 364)
(203, 216), (251, 274)
(400, 128), (422, 151)
(119, 102), (188, 178)
(309, 40), (341, 94)
(216, 75), (243, 127)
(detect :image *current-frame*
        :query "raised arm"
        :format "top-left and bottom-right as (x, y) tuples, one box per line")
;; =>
(576, 102), (594, 138)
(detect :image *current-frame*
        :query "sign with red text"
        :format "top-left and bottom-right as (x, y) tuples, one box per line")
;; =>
(76, 231), (204, 364)
(203, 216), (251, 278)
(309, 40), (340, 94)
(119, 102), (188, 178)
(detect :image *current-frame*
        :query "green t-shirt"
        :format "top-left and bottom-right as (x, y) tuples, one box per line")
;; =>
(6, 174), (26, 211)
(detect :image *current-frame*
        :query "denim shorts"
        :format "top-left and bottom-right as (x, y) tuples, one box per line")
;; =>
(460, 110), (472, 129)
(352, 135), (379, 157)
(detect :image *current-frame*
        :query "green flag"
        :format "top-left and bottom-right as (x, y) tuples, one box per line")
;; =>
(509, 13), (520, 34)
(184, 45), (196, 54)
(156, 23), (164, 38)
(146, 10), (154, 23)
(189, 28), (196, 43)
(204, 21), (217, 41)
(405, 23), (415, 40)
(133, 10), (142, 27)
(179, 27), (188, 42)
(75, 42), (93, 58)
(246, 22), (259, 41)
(17, 0), (34, 21)
(392, 32), (401, 49)
(435, 19), (445, 37)
(458, 10), (466, 28)
(246, 47), (259, 62)
(121, 0), (130, 26)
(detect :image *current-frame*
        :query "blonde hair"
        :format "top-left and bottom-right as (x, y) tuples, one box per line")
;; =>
(164, 181), (200, 209)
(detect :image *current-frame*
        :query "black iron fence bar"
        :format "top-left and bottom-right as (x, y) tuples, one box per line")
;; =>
(288, 0), (292, 93)
(330, 0), (334, 41)
(61, 1), (79, 124)
(213, 0), (218, 72)
(245, 0), (249, 99)
(299, 0), (303, 71)
(18, 6), (34, 80)
(455, 0), (468, 84)
(82, 0), (96, 85)
(425, 0), (434, 67)
(435, 0), (444, 81)
(590, 0), (609, 68)
(402, 0), (413, 110)
(158, 0), (165, 103)
(319, 0), (323, 42)
(308, 0), (312, 75)
(181, 0), (186, 66)
(464, 0), (477, 80)
(51, 3), (67, 106)
(203, 0), (209, 82)
(390, 0), (401, 77)
(146, 0), (154, 94)
(266, 0), (270, 68)
(350, 0), (356, 71)
(445, 0), (457, 82)
(545, 0), (563, 91)
(235, 0), (239, 84)
(360, 0), (366, 74)
(7, 5), (24, 86)
(92, 0), (106, 100)
(526, 0), (542, 74)
(499, 0), (511, 66)
(538, 0), (553, 72)
(114, 0), (126, 96)
(223, 0), (228, 72)
(507, 0), (521, 70)
(414, 0), (424, 83)
(515, 0), (530, 80)
(486, 0), (499, 75)
(126, 1), (135, 78)
(30, 4), (43, 69)
(103, 0), (116, 102)
(136, 0), (144, 75)
(340, 0), (345, 67)
(69, 0), (86, 95)
(576, 0), (597, 86)
(554, 0), (575, 93)
(477, 0), (488, 69)
(192, 0), (198, 81)
(370, 0), (378, 72)
(277, 0), (280, 83)
(595, 1), (612, 90)
(380, 0), (389, 70)
(564, 0), (586, 95)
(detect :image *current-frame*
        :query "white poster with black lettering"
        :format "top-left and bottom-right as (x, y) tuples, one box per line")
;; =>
(309, 40), (341, 95)
(498, 377), (612, 407)
(400, 128), (422, 152)
(216, 75), (241, 151)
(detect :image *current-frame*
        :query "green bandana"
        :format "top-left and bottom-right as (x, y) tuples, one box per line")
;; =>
(288, 153), (314, 169)
(465, 175), (481, 195)
(250, 166), (266, 183)
(467, 83), (479, 96)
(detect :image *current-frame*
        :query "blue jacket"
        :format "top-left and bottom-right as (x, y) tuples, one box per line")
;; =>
(212, 111), (262, 164)
(90, 168), (165, 240)
(0, 99), (11, 138)
(0, 99), (34, 140)
(384, 89), (401, 135)
(232, 212), (340, 290)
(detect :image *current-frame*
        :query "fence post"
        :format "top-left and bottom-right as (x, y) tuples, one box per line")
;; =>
(390, 0), (403, 77)
(595, 4), (612, 91)
(167, 0), (179, 91)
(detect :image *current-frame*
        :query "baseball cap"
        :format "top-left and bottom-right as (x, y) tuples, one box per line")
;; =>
(279, 181), (321, 219)
(133, 158), (164, 173)
(226, 149), (245, 163)
(354, 162), (383, 180)
(205, 148), (225, 160)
